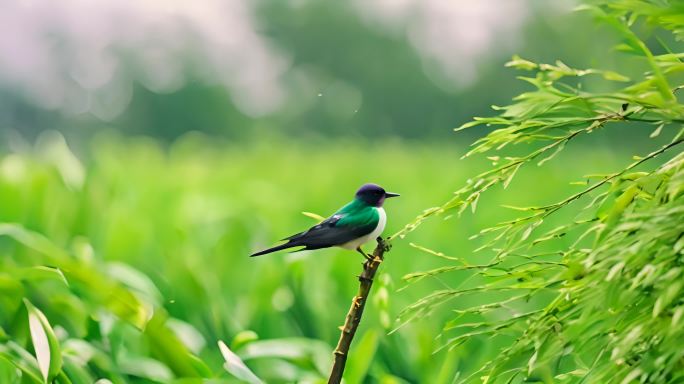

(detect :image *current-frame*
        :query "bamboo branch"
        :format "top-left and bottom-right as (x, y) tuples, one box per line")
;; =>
(328, 237), (391, 384)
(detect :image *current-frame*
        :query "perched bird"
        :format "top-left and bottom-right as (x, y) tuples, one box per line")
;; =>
(251, 183), (399, 259)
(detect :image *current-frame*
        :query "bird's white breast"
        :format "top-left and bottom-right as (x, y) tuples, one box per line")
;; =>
(370, 207), (387, 240)
(339, 207), (386, 250)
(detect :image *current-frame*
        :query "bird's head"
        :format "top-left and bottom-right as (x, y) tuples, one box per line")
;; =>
(355, 183), (400, 207)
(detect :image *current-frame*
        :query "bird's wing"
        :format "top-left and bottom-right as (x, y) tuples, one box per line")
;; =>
(286, 209), (379, 249)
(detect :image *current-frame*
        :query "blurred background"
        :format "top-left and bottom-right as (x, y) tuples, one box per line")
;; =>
(1, 0), (627, 142)
(0, 0), (662, 382)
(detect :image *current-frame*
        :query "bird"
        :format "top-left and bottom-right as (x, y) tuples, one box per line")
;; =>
(251, 183), (399, 259)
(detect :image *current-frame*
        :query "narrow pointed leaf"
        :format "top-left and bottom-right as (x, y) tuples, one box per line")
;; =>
(24, 299), (62, 383)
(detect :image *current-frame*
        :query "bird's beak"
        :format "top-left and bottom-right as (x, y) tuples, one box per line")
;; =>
(385, 192), (400, 198)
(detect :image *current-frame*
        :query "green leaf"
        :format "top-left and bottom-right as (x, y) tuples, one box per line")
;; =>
(0, 223), (152, 329)
(143, 310), (211, 378)
(0, 355), (20, 384)
(118, 356), (174, 381)
(105, 262), (162, 305)
(650, 124), (664, 138)
(218, 341), (263, 384)
(24, 299), (62, 383)
(601, 70), (630, 82)
(230, 330), (259, 351)
(505, 55), (538, 71)
(0, 223), (70, 260)
(19, 267), (69, 287)
(0, 275), (24, 324)
(0, 342), (44, 383)
(653, 282), (682, 318)
(237, 338), (333, 375)
(60, 357), (94, 384)
(604, 184), (639, 227)
(301, 211), (326, 221)
(166, 319), (206, 355)
(344, 329), (379, 384)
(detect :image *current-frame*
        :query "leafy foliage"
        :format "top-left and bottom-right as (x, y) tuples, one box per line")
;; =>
(0, 223), (212, 383)
(0, 1), (681, 383)
(398, 1), (684, 383)
(1, 130), (631, 382)
(4, 132), (582, 383)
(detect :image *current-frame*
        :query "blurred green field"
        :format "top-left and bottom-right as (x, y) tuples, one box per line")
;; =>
(0, 0), (680, 381)
(0, 130), (638, 383)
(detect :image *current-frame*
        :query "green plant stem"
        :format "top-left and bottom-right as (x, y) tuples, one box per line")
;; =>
(539, 137), (684, 215)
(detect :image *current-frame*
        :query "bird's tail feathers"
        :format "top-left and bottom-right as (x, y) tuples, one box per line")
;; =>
(250, 241), (299, 257)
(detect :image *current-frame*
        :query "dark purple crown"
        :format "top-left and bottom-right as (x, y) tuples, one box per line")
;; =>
(355, 183), (385, 196)
(355, 183), (399, 207)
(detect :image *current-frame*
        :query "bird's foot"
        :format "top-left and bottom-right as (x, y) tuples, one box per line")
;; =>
(357, 247), (372, 261)
(377, 237), (392, 252)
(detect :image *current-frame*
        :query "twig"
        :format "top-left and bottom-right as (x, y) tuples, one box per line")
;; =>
(328, 237), (391, 384)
